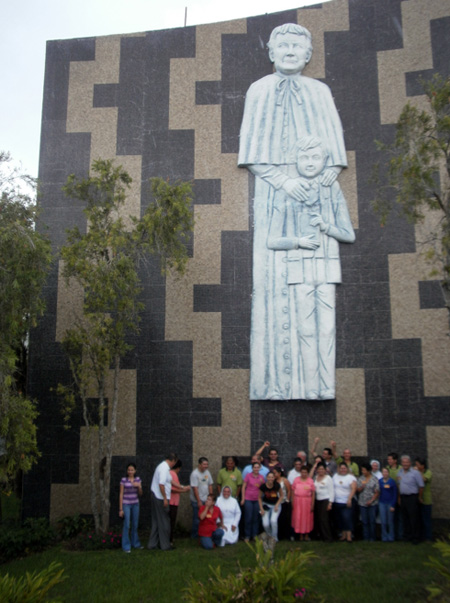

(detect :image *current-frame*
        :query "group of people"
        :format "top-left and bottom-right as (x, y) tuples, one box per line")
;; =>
(118, 438), (432, 552)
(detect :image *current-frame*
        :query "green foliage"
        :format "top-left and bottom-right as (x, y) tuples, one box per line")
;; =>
(0, 394), (39, 491)
(56, 514), (93, 540)
(63, 528), (122, 551)
(0, 518), (56, 563)
(59, 162), (194, 423)
(0, 561), (65, 602)
(0, 151), (52, 492)
(141, 177), (194, 275)
(58, 159), (194, 533)
(0, 492), (21, 524)
(372, 74), (450, 307)
(183, 538), (320, 602)
(0, 155), (51, 351)
(426, 535), (450, 600)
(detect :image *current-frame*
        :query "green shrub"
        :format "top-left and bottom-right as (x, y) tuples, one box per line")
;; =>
(426, 535), (450, 600)
(184, 538), (321, 602)
(0, 518), (56, 563)
(0, 493), (21, 523)
(63, 527), (122, 551)
(56, 514), (93, 540)
(0, 561), (66, 602)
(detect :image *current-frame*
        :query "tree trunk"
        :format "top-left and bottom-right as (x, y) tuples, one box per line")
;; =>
(88, 426), (100, 533)
(98, 377), (107, 534)
(99, 356), (120, 534)
(83, 395), (100, 534)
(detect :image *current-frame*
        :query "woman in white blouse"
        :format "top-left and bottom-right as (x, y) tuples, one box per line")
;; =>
(332, 463), (357, 543)
(314, 462), (334, 542)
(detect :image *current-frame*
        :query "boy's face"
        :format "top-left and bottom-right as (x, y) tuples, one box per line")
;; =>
(296, 147), (326, 178)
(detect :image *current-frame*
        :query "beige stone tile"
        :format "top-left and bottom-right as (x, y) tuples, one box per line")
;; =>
(55, 261), (84, 342)
(427, 426), (450, 518)
(166, 18), (252, 468)
(299, 0), (350, 80)
(389, 251), (450, 397)
(308, 368), (367, 456)
(377, 0), (450, 124)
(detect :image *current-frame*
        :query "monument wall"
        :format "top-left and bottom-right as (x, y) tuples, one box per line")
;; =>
(24, 0), (450, 522)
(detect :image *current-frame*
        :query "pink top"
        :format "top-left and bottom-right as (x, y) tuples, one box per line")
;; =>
(292, 477), (315, 499)
(169, 470), (180, 506)
(243, 472), (265, 501)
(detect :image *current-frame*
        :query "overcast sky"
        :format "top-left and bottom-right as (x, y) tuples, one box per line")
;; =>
(1, 0), (330, 177)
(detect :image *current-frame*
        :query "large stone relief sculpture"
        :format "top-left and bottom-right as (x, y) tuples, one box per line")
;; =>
(238, 23), (355, 401)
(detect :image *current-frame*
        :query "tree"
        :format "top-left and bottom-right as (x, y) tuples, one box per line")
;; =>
(372, 74), (450, 317)
(0, 152), (52, 501)
(57, 159), (194, 534)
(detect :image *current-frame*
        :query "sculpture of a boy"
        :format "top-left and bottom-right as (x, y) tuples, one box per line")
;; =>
(266, 136), (355, 400)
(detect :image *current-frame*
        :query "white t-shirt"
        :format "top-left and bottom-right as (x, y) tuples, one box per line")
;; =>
(332, 473), (356, 504)
(189, 468), (213, 503)
(287, 468), (302, 485)
(314, 474), (334, 502)
(151, 460), (172, 500)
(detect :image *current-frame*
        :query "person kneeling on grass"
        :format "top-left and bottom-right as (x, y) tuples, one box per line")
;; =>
(198, 494), (225, 549)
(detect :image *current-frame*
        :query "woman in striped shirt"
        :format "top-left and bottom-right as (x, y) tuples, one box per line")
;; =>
(119, 463), (143, 553)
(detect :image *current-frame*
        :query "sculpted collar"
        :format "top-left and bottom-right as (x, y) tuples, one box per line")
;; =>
(275, 73), (303, 106)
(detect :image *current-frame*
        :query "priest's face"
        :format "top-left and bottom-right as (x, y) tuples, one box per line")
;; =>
(269, 33), (310, 75)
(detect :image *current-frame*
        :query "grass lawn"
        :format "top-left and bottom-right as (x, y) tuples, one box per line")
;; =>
(0, 537), (440, 602)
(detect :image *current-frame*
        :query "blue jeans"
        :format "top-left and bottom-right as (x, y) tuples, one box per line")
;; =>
(244, 500), (260, 539)
(200, 528), (224, 549)
(379, 502), (395, 542)
(334, 502), (353, 532)
(360, 505), (377, 541)
(262, 504), (280, 541)
(191, 501), (200, 538)
(122, 503), (140, 551)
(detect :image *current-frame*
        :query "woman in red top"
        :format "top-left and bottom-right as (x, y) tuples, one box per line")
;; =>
(198, 494), (225, 549)
(169, 459), (190, 546)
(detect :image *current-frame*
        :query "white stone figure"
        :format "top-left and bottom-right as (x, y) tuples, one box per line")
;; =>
(238, 23), (354, 400)
(266, 136), (355, 399)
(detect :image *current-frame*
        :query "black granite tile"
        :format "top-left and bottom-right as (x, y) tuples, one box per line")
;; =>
(193, 179), (221, 205)
(392, 339), (422, 368)
(196, 81), (222, 105)
(93, 83), (119, 107)
(419, 280), (446, 309)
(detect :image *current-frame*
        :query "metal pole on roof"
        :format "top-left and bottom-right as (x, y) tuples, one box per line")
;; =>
(184, 7), (187, 27)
